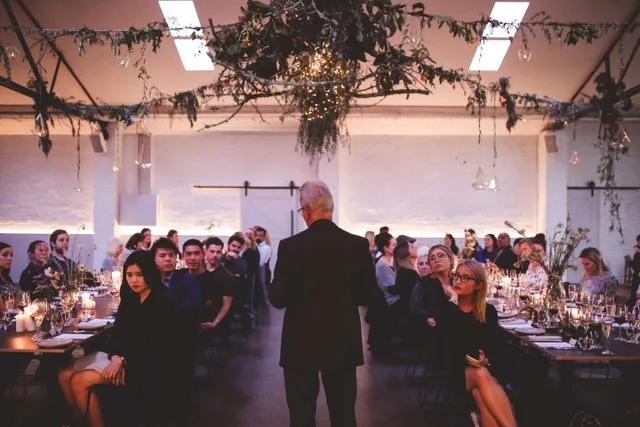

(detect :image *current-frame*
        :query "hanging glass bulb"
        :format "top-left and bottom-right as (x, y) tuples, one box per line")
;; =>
(5, 46), (20, 60)
(609, 126), (631, 150)
(487, 175), (502, 193)
(569, 150), (580, 165)
(472, 167), (488, 190)
(117, 55), (130, 67)
(518, 47), (532, 61)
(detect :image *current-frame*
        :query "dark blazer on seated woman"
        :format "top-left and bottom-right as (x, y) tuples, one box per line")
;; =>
(440, 301), (499, 394)
(107, 281), (184, 421)
(389, 267), (419, 317)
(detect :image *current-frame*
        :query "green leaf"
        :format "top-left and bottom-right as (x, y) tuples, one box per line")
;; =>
(227, 43), (241, 56)
(412, 3), (425, 14)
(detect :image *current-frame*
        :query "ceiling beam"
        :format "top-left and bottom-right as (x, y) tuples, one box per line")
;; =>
(569, 4), (640, 102)
(0, 76), (38, 99)
(14, 0), (101, 110)
(1, 0), (46, 94)
(619, 34), (640, 85)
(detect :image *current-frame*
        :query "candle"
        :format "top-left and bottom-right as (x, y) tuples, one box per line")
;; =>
(24, 307), (36, 331)
(15, 314), (27, 333)
(111, 271), (121, 283)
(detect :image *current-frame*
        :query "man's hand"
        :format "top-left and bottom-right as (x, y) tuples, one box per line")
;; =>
(201, 321), (218, 329)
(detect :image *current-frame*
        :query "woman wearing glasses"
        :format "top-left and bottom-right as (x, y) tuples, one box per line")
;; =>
(443, 260), (517, 427)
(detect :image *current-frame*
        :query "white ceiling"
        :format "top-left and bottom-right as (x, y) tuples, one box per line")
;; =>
(0, 0), (639, 110)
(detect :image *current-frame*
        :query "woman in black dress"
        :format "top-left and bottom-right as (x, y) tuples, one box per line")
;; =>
(58, 251), (183, 427)
(443, 259), (517, 427)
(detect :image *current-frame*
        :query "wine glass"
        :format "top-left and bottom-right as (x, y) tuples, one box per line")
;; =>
(601, 319), (614, 355)
(0, 310), (10, 331)
(1, 291), (15, 312)
(108, 282), (120, 310)
(50, 311), (64, 336)
(17, 292), (30, 312)
(568, 284), (577, 302)
(31, 304), (46, 341)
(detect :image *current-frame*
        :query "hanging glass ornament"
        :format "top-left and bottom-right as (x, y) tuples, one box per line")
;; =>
(609, 126), (631, 150)
(5, 46), (20, 60)
(569, 150), (580, 165)
(117, 55), (130, 67)
(518, 47), (532, 61)
(487, 175), (501, 192)
(472, 167), (488, 190)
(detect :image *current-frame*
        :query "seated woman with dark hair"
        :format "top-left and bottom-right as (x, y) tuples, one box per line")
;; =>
(58, 251), (183, 427)
(442, 260), (517, 427)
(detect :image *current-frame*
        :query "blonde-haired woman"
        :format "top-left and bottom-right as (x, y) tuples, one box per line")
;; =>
(101, 238), (124, 272)
(579, 247), (618, 297)
(444, 260), (517, 427)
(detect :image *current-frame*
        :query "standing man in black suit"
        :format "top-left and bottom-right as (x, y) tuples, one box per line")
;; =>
(269, 180), (377, 427)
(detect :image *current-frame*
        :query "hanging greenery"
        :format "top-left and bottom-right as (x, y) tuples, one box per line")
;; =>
(0, 0), (638, 232)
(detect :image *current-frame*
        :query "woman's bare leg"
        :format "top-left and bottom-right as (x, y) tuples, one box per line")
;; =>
(69, 370), (108, 427)
(471, 388), (499, 427)
(465, 367), (517, 427)
(58, 368), (76, 407)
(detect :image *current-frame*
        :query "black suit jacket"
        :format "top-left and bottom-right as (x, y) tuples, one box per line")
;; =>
(269, 219), (377, 370)
(494, 246), (518, 272)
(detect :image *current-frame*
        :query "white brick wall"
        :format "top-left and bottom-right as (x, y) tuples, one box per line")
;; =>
(566, 123), (640, 282)
(339, 134), (539, 238)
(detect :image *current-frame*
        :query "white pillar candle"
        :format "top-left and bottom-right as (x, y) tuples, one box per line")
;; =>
(111, 271), (121, 283)
(25, 315), (36, 332)
(15, 314), (26, 333)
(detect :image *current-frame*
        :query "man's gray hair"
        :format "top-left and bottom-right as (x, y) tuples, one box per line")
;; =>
(299, 180), (334, 214)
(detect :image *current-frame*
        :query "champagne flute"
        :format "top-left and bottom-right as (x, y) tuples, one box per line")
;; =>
(605, 296), (616, 317)
(601, 319), (613, 355)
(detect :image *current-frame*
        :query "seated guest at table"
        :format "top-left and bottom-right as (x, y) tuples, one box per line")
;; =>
(48, 229), (78, 287)
(123, 233), (145, 261)
(579, 247), (618, 297)
(459, 229), (480, 260)
(443, 260), (517, 427)
(522, 238), (548, 293)
(58, 251), (183, 427)
(417, 246), (431, 277)
(422, 245), (455, 328)
(101, 238), (124, 272)
(19, 240), (56, 296)
(152, 238), (201, 317)
(513, 238), (523, 259)
(444, 233), (459, 256)
(494, 233), (518, 272)
(630, 235), (640, 307)
(140, 228), (152, 250)
(366, 233), (397, 358)
(389, 236), (419, 317)
(0, 242), (16, 295)
(476, 234), (498, 263)
(201, 237), (235, 337)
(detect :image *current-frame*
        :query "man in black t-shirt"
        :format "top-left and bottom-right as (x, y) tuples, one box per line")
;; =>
(201, 237), (235, 333)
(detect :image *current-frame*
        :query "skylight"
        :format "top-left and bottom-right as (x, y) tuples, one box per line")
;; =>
(158, 1), (203, 38)
(483, 2), (530, 39)
(174, 39), (215, 71)
(469, 2), (530, 71)
(469, 40), (511, 71)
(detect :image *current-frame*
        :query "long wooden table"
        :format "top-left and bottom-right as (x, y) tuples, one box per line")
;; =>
(0, 295), (114, 355)
(500, 325), (640, 362)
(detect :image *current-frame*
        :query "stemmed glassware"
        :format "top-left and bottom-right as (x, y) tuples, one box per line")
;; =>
(601, 318), (614, 355)
(30, 300), (47, 341)
(0, 310), (10, 331)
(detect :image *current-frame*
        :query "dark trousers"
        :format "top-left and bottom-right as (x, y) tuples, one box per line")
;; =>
(283, 366), (357, 427)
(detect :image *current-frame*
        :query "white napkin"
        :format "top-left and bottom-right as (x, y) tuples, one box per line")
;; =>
(56, 333), (94, 340)
(535, 342), (575, 350)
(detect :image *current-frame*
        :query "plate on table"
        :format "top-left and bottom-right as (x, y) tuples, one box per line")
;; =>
(498, 312), (517, 319)
(77, 319), (112, 330)
(515, 327), (546, 335)
(37, 338), (73, 348)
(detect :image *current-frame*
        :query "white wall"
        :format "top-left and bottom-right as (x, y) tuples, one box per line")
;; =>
(566, 123), (640, 281)
(339, 134), (538, 239)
